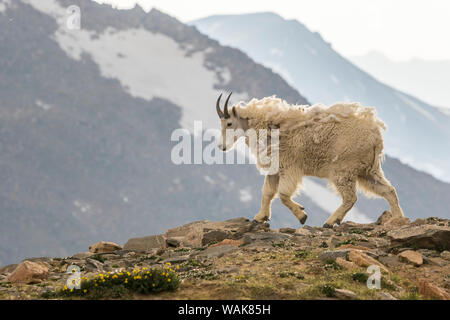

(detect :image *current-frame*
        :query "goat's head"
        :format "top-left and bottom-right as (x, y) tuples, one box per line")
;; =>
(216, 92), (248, 151)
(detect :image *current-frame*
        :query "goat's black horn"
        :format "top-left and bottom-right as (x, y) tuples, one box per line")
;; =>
(224, 92), (232, 118)
(216, 93), (224, 118)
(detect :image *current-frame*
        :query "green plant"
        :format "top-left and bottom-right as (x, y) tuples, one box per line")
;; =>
(279, 271), (304, 279)
(336, 239), (356, 247)
(319, 242), (328, 248)
(401, 287), (422, 300)
(352, 272), (369, 283)
(319, 284), (335, 297)
(91, 254), (106, 263)
(56, 264), (180, 299)
(324, 259), (341, 270)
(294, 250), (310, 259)
(272, 241), (285, 248)
(349, 229), (365, 235)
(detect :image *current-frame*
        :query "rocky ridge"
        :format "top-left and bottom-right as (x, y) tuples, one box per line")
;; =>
(0, 212), (449, 300)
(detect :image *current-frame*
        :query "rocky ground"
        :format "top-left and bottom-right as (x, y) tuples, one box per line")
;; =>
(0, 212), (449, 300)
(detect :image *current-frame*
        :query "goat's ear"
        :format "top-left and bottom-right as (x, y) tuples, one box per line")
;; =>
(232, 106), (239, 118)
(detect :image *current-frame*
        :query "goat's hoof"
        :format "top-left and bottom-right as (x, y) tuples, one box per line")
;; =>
(336, 219), (342, 225)
(300, 214), (308, 225)
(323, 223), (333, 229)
(253, 213), (270, 223)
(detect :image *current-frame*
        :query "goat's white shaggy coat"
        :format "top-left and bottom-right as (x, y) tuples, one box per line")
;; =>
(218, 95), (404, 227)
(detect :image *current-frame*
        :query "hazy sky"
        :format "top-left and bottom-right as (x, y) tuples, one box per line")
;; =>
(96, 0), (450, 62)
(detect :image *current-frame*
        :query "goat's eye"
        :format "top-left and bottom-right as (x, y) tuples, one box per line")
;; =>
(227, 123), (232, 127)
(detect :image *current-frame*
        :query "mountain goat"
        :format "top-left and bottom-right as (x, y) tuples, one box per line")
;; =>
(216, 93), (404, 228)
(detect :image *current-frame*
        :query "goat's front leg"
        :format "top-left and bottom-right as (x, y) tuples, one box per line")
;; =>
(278, 173), (308, 225)
(253, 174), (279, 222)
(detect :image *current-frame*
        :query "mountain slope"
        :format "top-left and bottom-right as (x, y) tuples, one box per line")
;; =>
(0, 1), (449, 267)
(191, 12), (450, 182)
(0, 0), (311, 266)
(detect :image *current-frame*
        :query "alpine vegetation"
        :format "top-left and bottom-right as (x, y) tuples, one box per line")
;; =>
(216, 94), (405, 228)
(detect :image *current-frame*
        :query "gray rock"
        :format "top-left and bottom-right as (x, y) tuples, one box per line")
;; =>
(202, 230), (231, 246)
(166, 238), (182, 247)
(334, 288), (358, 300)
(123, 235), (166, 252)
(165, 217), (269, 248)
(370, 237), (391, 248)
(279, 227), (296, 234)
(387, 224), (450, 249)
(71, 252), (93, 260)
(378, 292), (398, 300)
(242, 232), (291, 245)
(194, 245), (238, 259)
(114, 249), (135, 256)
(0, 264), (18, 275)
(318, 250), (350, 261)
(100, 253), (121, 260)
(161, 256), (190, 264)
(86, 258), (104, 271)
(378, 254), (402, 268)
(294, 228), (311, 236)
(418, 249), (440, 257)
(423, 256), (447, 267)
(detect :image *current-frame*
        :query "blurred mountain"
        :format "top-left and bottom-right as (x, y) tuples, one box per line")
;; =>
(0, 1), (449, 266)
(350, 51), (450, 111)
(191, 12), (450, 182)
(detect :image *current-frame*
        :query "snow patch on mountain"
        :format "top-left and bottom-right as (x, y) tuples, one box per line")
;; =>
(22, 0), (247, 131)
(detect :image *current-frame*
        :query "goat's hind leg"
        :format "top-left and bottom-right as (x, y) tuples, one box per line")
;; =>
(254, 174), (279, 222)
(323, 178), (357, 228)
(358, 171), (404, 218)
